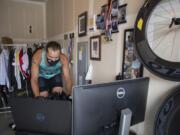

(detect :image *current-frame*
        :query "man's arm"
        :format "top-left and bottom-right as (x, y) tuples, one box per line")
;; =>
(60, 54), (73, 96)
(31, 50), (41, 97)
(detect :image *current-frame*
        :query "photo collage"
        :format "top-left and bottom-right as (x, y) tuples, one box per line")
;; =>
(96, 0), (127, 34)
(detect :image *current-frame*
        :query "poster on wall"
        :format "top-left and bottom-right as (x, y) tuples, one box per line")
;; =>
(96, 4), (108, 31)
(118, 4), (127, 24)
(122, 29), (143, 79)
(78, 11), (87, 37)
(96, 0), (120, 34)
(111, 0), (119, 18)
(111, 0), (119, 33)
(90, 35), (101, 61)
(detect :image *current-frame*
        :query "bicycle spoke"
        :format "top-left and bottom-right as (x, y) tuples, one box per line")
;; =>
(169, 0), (176, 17)
(149, 22), (170, 26)
(148, 26), (178, 44)
(159, 4), (172, 17)
(152, 30), (171, 51)
(147, 29), (168, 43)
(147, 25), (168, 34)
(153, 13), (172, 20)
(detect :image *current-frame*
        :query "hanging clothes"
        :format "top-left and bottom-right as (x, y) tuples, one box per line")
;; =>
(19, 48), (30, 79)
(0, 43), (45, 94)
(27, 48), (33, 73)
(0, 49), (10, 88)
(8, 49), (17, 92)
(9, 47), (31, 93)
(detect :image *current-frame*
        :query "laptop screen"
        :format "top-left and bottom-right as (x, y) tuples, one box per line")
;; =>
(10, 97), (71, 135)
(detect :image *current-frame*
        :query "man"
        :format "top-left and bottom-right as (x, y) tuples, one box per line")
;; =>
(31, 41), (72, 97)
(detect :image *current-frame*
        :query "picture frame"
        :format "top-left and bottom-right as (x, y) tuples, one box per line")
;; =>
(122, 29), (143, 79)
(78, 11), (87, 37)
(111, 17), (119, 33)
(112, 0), (119, 18)
(111, 0), (119, 33)
(118, 4), (127, 24)
(96, 14), (105, 30)
(90, 35), (101, 61)
(96, 4), (107, 31)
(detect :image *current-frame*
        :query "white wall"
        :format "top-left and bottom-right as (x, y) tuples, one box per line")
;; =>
(0, 0), (45, 43)
(46, 0), (64, 39)
(46, 0), (76, 39)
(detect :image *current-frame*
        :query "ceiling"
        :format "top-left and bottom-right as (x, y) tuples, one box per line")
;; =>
(28, 0), (48, 2)
(11, 0), (48, 3)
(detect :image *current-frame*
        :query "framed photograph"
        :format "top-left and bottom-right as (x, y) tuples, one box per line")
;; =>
(111, 0), (119, 18)
(96, 14), (105, 30)
(118, 4), (127, 24)
(78, 11), (87, 37)
(122, 29), (143, 79)
(90, 35), (101, 61)
(111, 0), (119, 33)
(111, 17), (119, 33)
(96, 4), (107, 31)
(101, 4), (107, 18)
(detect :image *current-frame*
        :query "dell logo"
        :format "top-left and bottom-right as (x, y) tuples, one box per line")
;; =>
(117, 87), (126, 99)
(36, 112), (45, 122)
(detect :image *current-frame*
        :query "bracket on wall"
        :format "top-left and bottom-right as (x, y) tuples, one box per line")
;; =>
(64, 33), (74, 40)
(64, 34), (68, 40)
(29, 25), (32, 34)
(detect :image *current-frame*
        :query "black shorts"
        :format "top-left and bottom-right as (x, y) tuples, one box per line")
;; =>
(38, 74), (63, 92)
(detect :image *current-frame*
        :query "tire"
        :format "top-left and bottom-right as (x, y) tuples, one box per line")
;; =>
(154, 88), (180, 135)
(134, 0), (180, 81)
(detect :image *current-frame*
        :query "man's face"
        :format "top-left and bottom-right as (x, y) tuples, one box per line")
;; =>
(46, 48), (60, 66)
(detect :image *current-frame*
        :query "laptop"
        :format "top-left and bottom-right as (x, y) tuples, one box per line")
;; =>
(10, 97), (72, 135)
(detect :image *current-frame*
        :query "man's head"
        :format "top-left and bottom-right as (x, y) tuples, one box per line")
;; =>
(46, 41), (61, 66)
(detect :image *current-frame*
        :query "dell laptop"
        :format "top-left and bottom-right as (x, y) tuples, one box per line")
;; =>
(10, 97), (72, 135)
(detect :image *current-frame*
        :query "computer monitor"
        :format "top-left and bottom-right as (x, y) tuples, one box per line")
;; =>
(72, 77), (149, 135)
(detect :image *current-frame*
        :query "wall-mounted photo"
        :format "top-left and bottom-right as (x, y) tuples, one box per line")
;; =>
(96, 4), (107, 31)
(118, 4), (127, 24)
(96, 14), (105, 30)
(112, 0), (119, 18)
(101, 4), (107, 19)
(78, 11), (87, 37)
(122, 29), (143, 79)
(111, 17), (119, 33)
(111, 0), (119, 33)
(90, 35), (101, 61)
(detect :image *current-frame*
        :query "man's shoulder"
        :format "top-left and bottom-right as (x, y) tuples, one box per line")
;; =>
(60, 53), (68, 64)
(32, 49), (43, 64)
(33, 49), (43, 58)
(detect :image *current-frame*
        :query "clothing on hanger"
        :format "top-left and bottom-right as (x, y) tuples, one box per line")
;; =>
(0, 42), (46, 94)
(0, 48), (10, 88)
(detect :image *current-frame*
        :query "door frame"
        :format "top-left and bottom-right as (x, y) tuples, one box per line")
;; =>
(77, 42), (89, 85)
